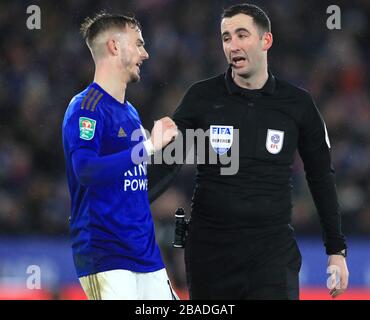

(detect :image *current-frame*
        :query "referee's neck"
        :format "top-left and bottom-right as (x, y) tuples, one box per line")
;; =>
(232, 67), (269, 90)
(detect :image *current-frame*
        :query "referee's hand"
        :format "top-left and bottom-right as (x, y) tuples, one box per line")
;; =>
(327, 255), (349, 298)
(150, 117), (178, 151)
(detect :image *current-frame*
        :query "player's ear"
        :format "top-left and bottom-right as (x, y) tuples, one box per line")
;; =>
(262, 32), (273, 51)
(107, 39), (119, 56)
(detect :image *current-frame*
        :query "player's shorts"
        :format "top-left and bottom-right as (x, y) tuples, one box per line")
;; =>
(79, 268), (179, 300)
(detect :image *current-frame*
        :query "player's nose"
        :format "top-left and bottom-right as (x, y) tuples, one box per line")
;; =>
(141, 47), (149, 60)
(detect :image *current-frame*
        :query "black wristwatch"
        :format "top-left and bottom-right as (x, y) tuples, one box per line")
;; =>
(334, 249), (347, 258)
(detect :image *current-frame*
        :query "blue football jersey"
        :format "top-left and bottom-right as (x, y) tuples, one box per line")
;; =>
(62, 83), (164, 277)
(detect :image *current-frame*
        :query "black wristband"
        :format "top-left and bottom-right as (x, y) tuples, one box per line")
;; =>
(332, 249), (347, 257)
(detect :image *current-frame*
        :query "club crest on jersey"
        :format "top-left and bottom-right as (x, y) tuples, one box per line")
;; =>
(79, 117), (96, 140)
(210, 125), (233, 155)
(266, 129), (284, 154)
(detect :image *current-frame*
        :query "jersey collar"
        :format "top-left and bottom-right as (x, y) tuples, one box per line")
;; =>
(91, 82), (128, 107)
(224, 66), (276, 97)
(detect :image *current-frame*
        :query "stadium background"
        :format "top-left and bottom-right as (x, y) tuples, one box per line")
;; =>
(0, 0), (369, 299)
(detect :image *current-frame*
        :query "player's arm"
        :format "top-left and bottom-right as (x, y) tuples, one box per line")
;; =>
(297, 93), (348, 297)
(72, 147), (147, 186)
(65, 110), (177, 186)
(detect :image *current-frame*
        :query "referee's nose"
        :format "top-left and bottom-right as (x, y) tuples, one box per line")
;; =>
(229, 41), (242, 53)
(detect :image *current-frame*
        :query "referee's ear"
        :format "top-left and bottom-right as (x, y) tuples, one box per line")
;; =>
(262, 32), (273, 51)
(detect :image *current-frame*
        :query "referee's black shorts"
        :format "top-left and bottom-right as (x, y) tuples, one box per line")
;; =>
(185, 222), (302, 300)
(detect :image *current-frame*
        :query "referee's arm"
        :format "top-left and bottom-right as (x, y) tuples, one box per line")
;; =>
(298, 93), (348, 297)
(148, 84), (199, 203)
(298, 93), (347, 254)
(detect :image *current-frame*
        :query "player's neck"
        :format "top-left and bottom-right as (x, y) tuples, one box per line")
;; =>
(93, 67), (127, 103)
(232, 66), (268, 90)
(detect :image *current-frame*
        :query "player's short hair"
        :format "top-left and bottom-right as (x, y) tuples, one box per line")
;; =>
(221, 3), (271, 35)
(80, 12), (141, 48)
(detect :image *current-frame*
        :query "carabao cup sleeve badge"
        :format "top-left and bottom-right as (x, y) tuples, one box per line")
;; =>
(79, 117), (97, 140)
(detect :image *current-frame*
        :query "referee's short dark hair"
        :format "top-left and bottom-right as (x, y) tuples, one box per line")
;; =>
(221, 3), (271, 35)
(80, 12), (141, 48)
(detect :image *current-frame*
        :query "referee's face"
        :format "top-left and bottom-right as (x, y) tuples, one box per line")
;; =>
(221, 14), (270, 78)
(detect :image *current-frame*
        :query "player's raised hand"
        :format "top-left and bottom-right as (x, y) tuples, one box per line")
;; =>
(150, 117), (178, 151)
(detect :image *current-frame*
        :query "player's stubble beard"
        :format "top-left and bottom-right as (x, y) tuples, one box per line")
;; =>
(129, 70), (140, 83)
(121, 59), (140, 84)
(129, 60), (141, 83)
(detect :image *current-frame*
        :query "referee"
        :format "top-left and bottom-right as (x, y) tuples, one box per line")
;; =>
(149, 4), (348, 299)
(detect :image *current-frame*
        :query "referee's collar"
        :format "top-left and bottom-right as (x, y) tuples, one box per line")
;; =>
(224, 66), (276, 96)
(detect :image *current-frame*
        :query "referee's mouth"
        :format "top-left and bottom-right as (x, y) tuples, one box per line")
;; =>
(231, 56), (247, 68)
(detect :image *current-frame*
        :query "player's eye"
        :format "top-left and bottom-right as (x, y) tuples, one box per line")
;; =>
(137, 40), (145, 47)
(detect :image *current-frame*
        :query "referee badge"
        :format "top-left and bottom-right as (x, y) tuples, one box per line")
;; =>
(266, 129), (284, 154)
(79, 117), (96, 140)
(210, 125), (233, 155)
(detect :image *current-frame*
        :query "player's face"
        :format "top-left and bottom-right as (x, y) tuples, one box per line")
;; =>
(118, 27), (149, 83)
(221, 14), (270, 78)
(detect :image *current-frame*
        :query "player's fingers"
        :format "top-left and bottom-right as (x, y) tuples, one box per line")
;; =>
(168, 128), (178, 138)
(167, 121), (177, 128)
(162, 117), (175, 126)
(166, 125), (178, 133)
(162, 120), (175, 128)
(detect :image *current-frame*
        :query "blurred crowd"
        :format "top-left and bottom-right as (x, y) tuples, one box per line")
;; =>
(0, 0), (369, 288)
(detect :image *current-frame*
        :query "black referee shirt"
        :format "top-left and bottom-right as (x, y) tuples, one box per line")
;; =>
(148, 67), (346, 255)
